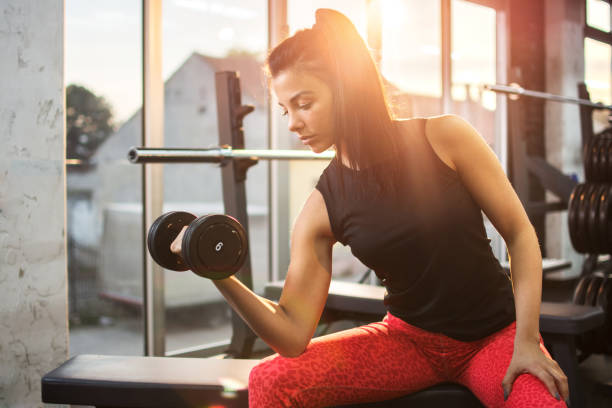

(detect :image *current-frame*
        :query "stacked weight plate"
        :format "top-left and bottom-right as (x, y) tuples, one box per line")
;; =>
(570, 128), (612, 253)
(569, 128), (612, 355)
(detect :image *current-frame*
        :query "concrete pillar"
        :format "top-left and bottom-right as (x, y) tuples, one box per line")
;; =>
(545, 0), (585, 277)
(0, 1), (67, 407)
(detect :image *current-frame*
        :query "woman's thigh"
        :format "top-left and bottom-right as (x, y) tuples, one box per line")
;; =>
(248, 318), (444, 408)
(457, 322), (567, 408)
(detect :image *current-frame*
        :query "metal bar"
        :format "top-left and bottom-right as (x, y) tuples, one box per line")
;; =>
(585, 25), (612, 46)
(142, 0), (165, 357)
(484, 83), (612, 110)
(128, 147), (335, 163)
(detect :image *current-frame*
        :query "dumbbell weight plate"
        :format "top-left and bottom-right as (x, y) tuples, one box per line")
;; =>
(182, 214), (248, 280)
(147, 211), (197, 272)
(568, 183), (584, 252)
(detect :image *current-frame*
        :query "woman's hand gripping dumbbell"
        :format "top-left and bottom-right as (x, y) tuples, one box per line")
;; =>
(147, 211), (248, 280)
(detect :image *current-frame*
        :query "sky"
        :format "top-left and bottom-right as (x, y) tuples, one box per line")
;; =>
(65, 0), (611, 126)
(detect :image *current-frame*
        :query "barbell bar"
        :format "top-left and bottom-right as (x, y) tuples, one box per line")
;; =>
(484, 83), (612, 110)
(127, 147), (335, 164)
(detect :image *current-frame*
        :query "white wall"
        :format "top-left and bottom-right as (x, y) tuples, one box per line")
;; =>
(0, 1), (67, 407)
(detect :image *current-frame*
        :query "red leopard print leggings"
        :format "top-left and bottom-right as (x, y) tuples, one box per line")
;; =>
(248, 312), (567, 407)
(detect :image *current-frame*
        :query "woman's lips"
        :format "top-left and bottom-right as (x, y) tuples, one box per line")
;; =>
(300, 135), (315, 144)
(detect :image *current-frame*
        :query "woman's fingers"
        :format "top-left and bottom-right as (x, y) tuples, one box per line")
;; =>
(504, 359), (569, 404)
(532, 366), (561, 401)
(548, 360), (570, 402)
(170, 226), (188, 255)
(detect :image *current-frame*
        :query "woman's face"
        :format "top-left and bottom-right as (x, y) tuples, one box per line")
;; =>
(271, 69), (335, 153)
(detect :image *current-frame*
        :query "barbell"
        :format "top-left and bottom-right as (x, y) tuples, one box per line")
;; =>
(128, 146), (335, 164)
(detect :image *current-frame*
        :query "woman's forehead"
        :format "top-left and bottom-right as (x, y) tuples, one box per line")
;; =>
(272, 70), (328, 101)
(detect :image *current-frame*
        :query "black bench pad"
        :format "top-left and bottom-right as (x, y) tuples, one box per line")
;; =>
(540, 302), (605, 334)
(42, 354), (259, 408)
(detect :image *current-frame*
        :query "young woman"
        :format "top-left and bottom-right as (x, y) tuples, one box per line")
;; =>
(173, 8), (569, 408)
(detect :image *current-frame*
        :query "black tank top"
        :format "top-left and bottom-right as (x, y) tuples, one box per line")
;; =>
(315, 118), (516, 341)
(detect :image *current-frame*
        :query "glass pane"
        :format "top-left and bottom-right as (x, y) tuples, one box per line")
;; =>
(66, 0), (144, 356)
(587, 0), (611, 33)
(161, 0), (268, 353)
(451, 0), (497, 145)
(451, 0), (506, 261)
(585, 38), (612, 133)
(381, 0), (442, 113)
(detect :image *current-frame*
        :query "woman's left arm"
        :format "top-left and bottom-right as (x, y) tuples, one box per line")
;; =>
(425, 114), (569, 403)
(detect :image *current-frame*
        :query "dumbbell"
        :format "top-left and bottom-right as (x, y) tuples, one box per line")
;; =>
(147, 211), (248, 280)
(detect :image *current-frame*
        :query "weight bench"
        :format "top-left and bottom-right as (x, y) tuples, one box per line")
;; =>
(41, 278), (604, 408)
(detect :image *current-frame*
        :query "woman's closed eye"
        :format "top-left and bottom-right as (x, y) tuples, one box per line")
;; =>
(298, 102), (312, 111)
(280, 102), (311, 116)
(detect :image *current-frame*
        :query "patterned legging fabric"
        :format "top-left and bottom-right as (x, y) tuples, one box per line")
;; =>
(248, 312), (567, 407)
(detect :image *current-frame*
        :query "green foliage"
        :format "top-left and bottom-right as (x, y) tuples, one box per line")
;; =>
(66, 84), (115, 161)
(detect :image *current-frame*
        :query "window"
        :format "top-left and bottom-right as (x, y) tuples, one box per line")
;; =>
(161, 0), (268, 353)
(584, 0), (612, 133)
(66, 0), (144, 356)
(587, 0), (611, 33)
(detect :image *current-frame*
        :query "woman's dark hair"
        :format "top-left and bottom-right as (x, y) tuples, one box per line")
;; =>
(265, 8), (406, 198)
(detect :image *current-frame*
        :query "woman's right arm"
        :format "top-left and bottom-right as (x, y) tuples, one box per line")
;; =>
(174, 189), (336, 357)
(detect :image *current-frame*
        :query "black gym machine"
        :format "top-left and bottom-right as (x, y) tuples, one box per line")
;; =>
(41, 74), (608, 408)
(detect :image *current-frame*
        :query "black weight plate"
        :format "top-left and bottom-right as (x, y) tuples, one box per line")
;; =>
(585, 275), (604, 306)
(147, 211), (196, 272)
(596, 277), (612, 353)
(568, 183), (584, 252)
(573, 275), (593, 305)
(584, 137), (593, 182)
(577, 183), (593, 253)
(591, 184), (608, 253)
(598, 184), (612, 253)
(599, 137), (608, 182)
(582, 274), (604, 354)
(582, 183), (599, 253)
(598, 136), (609, 181)
(182, 214), (248, 280)
(586, 184), (600, 253)
(593, 137), (603, 181)
(603, 137), (612, 181)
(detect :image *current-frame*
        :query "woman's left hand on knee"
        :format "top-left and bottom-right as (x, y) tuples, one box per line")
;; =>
(501, 341), (569, 404)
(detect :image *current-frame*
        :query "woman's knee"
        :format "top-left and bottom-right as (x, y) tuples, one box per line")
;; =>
(506, 373), (567, 408)
(248, 355), (302, 407)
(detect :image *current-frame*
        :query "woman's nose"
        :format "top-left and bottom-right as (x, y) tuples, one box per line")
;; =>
(288, 113), (304, 133)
